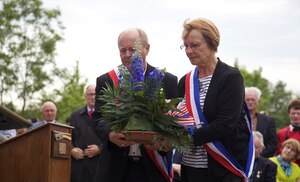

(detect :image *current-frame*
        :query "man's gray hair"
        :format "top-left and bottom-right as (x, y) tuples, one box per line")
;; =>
(245, 87), (262, 100)
(84, 84), (96, 94)
(253, 131), (264, 146)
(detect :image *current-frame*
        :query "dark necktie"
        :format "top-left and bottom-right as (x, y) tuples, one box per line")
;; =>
(88, 109), (94, 119)
(292, 125), (300, 132)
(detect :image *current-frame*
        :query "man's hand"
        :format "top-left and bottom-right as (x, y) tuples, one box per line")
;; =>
(84, 144), (101, 158)
(109, 131), (135, 147)
(173, 164), (181, 176)
(71, 147), (84, 160)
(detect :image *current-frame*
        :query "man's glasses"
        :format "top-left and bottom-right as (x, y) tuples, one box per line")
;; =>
(86, 93), (96, 97)
(180, 42), (205, 50)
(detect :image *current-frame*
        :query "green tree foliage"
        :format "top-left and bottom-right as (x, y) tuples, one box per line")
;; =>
(269, 81), (293, 129)
(234, 59), (293, 129)
(41, 61), (87, 124)
(0, 0), (64, 112)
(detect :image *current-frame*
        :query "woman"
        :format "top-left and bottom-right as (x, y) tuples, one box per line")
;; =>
(269, 139), (300, 182)
(177, 18), (254, 182)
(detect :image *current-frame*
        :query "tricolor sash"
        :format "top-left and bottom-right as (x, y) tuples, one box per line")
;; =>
(185, 68), (255, 181)
(108, 68), (173, 182)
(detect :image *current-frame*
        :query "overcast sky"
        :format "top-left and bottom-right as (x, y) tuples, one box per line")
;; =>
(44, 0), (300, 95)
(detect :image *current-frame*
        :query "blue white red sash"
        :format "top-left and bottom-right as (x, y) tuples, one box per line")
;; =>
(108, 68), (173, 182)
(185, 68), (255, 181)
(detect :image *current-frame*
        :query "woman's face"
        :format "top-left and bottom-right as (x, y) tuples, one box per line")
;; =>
(281, 143), (297, 162)
(182, 29), (215, 68)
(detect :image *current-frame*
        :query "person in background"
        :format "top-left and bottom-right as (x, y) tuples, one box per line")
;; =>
(177, 17), (254, 182)
(276, 99), (300, 166)
(250, 131), (276, 182)
(30, 117), (39, 123)
(270, 138), (300, 182)
(93, 28), (178, 182)
(245, 87), (277, 157)
(29, 101), (59, 129)
(0, 129), (16, 141)
(69, 84), (102, 182)
(172, 150), (182, 182)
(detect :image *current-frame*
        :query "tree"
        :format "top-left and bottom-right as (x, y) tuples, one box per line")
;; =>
(41, 61), (87, 124)
(234, 59), (293, 129)
(0, 0), (64, 112)
(269, 81), (292, 129)
(234, 60), (271, 112)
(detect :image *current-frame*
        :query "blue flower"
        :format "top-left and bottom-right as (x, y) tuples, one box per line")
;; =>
(145, 68), (165, 99)
(130, 54), (144, 92)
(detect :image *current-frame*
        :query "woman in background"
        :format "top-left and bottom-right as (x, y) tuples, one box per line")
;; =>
(269, 138), (300, 182)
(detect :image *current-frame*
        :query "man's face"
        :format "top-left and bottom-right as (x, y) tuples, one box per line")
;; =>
(41, 104), (57, 122)
(245, 92), (259, 112)
(289, 107), (300, 126)
(85, 86), (96, 108)
(254, 137), (264, 157)
(118, 30), (149, 70)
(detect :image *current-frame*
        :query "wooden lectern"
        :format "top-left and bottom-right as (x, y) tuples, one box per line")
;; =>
(0, 122), (72, 182)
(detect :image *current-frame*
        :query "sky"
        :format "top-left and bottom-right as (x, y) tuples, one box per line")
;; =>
(43, 0), (300, 95)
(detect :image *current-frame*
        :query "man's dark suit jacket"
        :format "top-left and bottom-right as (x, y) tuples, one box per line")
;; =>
(178, 60), (250, 181)
(256, 113), (277, 158)
(70, 106), (102, 182)
(93, 63), (178, 182)
(251, 157), (277, 182)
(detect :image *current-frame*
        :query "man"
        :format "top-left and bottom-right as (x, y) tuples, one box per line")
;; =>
(245, 87), (277, 157)
(93, 28), (178, 182)
(250, 131), (277, 182)
(276, 99), (300, 166)
(29, 101), (59, 129)
(69, 84), (102, 182)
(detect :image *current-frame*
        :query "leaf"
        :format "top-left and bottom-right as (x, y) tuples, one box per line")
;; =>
(124, 113), (154, 131)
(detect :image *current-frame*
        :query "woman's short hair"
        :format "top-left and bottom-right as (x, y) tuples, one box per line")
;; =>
(182, 18), (220, 51)
(281, 138), (300, 160)
(288, 99), (300, 113)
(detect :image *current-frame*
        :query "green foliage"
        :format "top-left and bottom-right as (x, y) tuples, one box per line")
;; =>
(0, 0), (64, 112)
(234, 59), (293, 130)
(100, 62), (192, 150)
(269, 81), (293, 129)
(42, 61), (87, 124)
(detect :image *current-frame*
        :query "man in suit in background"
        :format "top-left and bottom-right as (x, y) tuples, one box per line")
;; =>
(69, 84), (102, 182)
(245, 87), (277, 158)
(29, 101), (59, 129)
(250, 131), (277, 182)
(93, 28), (178, 182)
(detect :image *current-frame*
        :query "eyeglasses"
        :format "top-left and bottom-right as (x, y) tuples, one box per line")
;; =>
(180, 42), (205, 50)
(86, 93), (96, 97)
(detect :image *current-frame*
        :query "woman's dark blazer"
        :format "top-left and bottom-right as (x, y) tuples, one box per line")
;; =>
(178, 59), (251, 180)
(93, 63), (178, 182)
